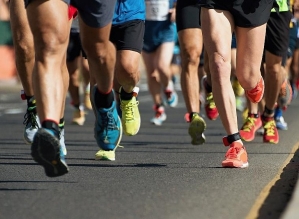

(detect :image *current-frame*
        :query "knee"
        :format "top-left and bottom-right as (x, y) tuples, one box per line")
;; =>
(15, 38), (35, 63)
(181, 46), (201, 67)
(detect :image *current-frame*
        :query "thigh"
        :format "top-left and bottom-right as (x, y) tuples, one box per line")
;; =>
(116, 50), (141, 72)
(201, 8), (233, 61)
(235, 24), (267, 73)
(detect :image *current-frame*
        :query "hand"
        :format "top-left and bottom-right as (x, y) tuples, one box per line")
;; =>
(168, 8), (176, 22)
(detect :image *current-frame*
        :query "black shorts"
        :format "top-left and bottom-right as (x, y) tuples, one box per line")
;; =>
(198, 0), (274, 27)
(176, 0), (201, 32)
(66, 32), (86, 62)
(265, 11), (292, 57)
(110, 19), (145, 53)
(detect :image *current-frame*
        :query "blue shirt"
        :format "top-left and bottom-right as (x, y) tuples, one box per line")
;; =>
(113, 0), (146, 25)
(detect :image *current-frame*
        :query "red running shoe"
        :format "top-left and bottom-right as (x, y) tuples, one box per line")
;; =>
(239, 114), (262, 142)
(245, 77), (264, 103)
(222, 141), (248, 168)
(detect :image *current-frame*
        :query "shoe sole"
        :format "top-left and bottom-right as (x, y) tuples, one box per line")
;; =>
(222, 162), (249, 168)
(31, 129), (69, 177)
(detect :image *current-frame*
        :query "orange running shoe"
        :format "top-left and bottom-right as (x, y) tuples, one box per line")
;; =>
(245, 77), (264, 103)
(222, 141), (249, 168)
(239, 114), (262, 142)
(262, 116), (279, 144)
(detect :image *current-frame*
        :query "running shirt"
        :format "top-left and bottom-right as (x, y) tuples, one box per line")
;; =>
(145, 0), (176, 21)
(272, 0), (291, 12)
(113, 0), (146, 25)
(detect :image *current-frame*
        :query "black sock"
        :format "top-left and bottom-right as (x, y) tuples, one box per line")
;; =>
(120, 87), (133, 100)
(263, 106), (274, 116)
(204, 81), (213, 93)
(248, 113), (259, 118)
(59, 118), (65, 129)
(94, 89), (114, 109)
(42, 120), (59, 138)
(27, 96), (36, 108)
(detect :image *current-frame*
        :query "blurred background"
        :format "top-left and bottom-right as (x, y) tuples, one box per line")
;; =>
(0, 0), (18, 85)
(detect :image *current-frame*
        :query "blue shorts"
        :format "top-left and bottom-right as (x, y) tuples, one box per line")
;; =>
(143, 20), (175, 53)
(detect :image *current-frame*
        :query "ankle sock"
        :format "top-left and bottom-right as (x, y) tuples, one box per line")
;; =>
(42, 120), (59, 138)
(94, 89), (114, 109)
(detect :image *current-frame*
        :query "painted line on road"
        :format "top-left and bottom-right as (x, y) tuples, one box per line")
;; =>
(245, 140), (299, 219)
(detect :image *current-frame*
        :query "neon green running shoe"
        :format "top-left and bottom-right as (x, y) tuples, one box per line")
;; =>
(95, 145), (123, 161)
(119, 87), (141, 136)
(187, 113), (206, 145)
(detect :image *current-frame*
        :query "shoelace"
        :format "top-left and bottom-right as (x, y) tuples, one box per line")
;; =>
(23, 107), (39, 129)
(241, 117), (256, 132)
(121, 101), (139, 121)
(206, 93), (216, 108)
(99, 111), (118, 133)
(264, 120), (276, 136)
(225, 146), (242, 159)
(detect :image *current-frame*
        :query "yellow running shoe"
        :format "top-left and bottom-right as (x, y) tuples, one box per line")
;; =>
(119, 87), (141, 136)
(187, 113), (206, 145)
(232, 78), (244, 97)
(72, 109), (85, 126)
(95, 145), (123, 161)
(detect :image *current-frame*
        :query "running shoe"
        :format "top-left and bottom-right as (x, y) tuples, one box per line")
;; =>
(222, 141), (248, 168)
(23, 106), (40, 144)
(262, 116), (279, 144)
(239, 114), (262, 142)
(185, 113), (206, 145)
(291, 82), (298, 100)
(151, 105), (167, 126)
(119, 87), (140, 136)
(205, 93), (219, 120)
(91, 86), (122, 151)
(59, 126), (67, 156)
(275, 116), (288, 130)
(232, 78), (244, 97)
(72, 108), (85, 126)
(95, 145), (122, 161)
(164, 81), (178, 107)
(84, 92), (92, 110)
(164, 90), (178, 107)
(202, 75), (219, 120)
(31, 128), (69, 177)
(278, 79), (292, 109)
(235, 96), (245, 112)
(245, 77), (264, 103)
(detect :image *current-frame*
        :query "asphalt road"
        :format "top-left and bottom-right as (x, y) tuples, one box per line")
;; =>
(1, 85), (299, 219)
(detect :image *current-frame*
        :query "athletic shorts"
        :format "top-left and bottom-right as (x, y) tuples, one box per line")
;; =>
(110, 19), (145, 53)
(25, 0), (116, 28)
(231, 32), (237, 49)
(66, 32), (87, 62)
(143, 20), (175, 53)
(265, 11), (292, 57)
(176, 0), (201, 32)
(198, 0), (274, 27)
(287, 20), (298, 58)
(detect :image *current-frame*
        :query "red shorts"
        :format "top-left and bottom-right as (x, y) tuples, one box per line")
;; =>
(68, 5), (78, 20)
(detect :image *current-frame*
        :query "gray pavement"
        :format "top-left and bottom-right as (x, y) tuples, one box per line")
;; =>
(0, 83), (299, 219)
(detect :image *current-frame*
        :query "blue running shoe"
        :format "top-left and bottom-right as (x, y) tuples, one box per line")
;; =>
(91, 86), (122, 151)
(275, 116), (288, 130)
(31, 128), (69, 177)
